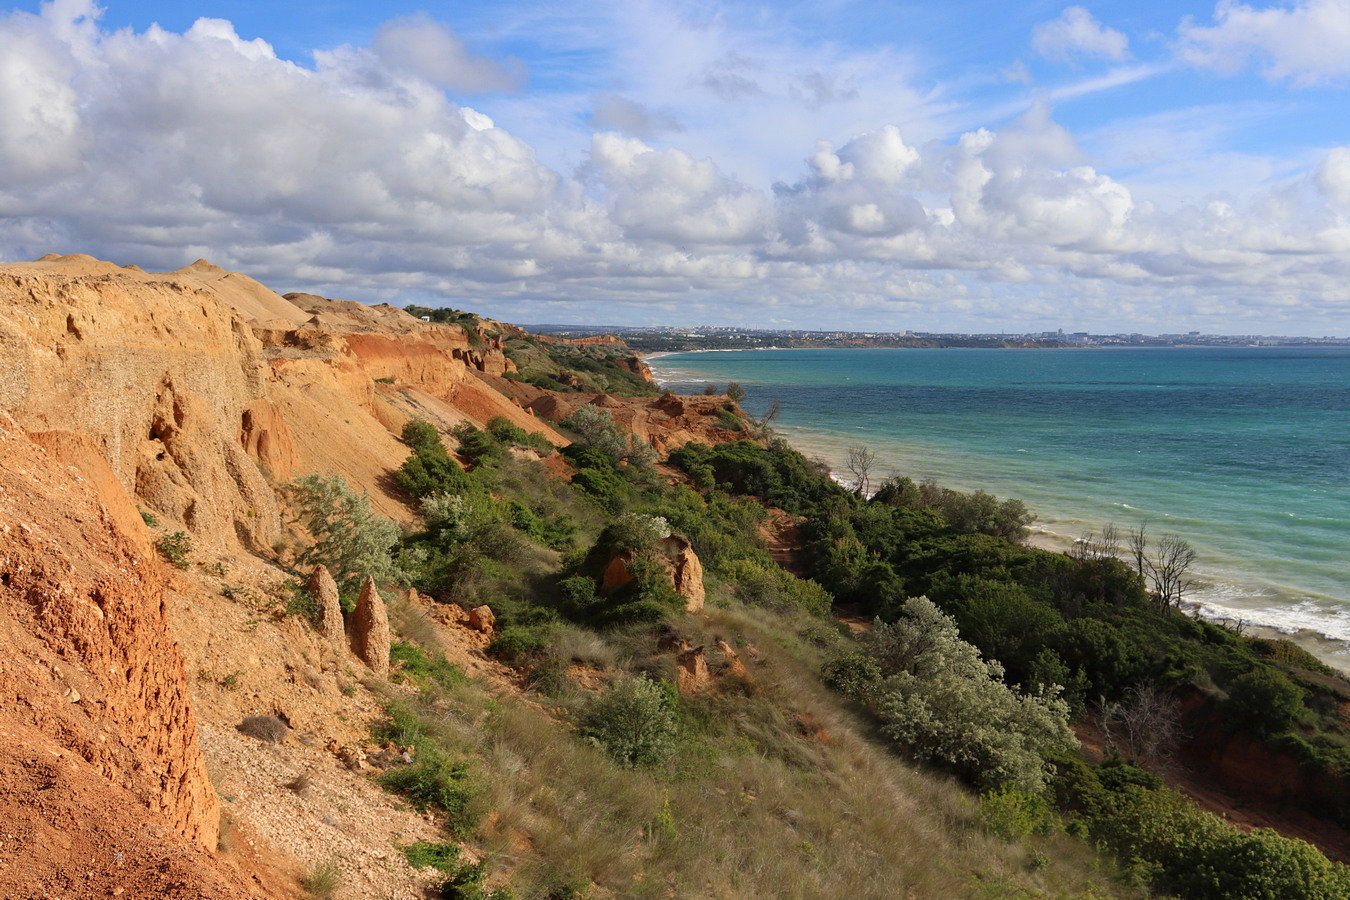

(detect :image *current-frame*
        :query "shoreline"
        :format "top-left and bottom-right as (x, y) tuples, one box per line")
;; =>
(647, 352), (1350, 677)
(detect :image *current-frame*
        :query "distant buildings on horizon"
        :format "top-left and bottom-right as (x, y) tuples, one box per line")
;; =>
(522, 322), (1349, 348)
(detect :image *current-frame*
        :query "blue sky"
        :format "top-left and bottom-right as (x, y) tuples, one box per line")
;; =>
(1, 0), (1348, 333)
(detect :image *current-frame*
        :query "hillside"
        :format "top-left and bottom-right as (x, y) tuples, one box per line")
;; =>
(1, 254), (1346, 899)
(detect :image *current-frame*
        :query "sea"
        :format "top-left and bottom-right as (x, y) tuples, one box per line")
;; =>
(647, 347), (1350, 672)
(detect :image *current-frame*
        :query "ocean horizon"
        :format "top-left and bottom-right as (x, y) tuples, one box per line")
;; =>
(647, 346), (1350, 672)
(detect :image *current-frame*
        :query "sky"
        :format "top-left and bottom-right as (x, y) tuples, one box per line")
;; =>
(1, 1), (1348, 333)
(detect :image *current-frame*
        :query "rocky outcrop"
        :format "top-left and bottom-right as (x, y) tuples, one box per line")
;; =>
(619, 355), (655, 383)
(306, 564), (346, 647)
(600, 535), (706, 614)
(0, 255), (281, 553)
(352, 576), (390, 675)
(238, 397), (298, 481)
(468, 605), (496, 636)
(0, 413), (220, 851)
(659, 535), (705, 613)
(676, 645), (711, 695)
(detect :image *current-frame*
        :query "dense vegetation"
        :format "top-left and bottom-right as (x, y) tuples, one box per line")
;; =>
(282, 391), (1350, 899)
(499, 333), (660, 397)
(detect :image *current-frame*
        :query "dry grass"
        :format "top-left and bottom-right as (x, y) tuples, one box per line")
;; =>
(379, 600), (1145, 900)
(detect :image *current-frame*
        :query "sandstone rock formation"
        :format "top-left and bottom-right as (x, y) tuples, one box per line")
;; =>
(353, 576), (391, 675)
(676, 645), (711, 695)
(468, 604), (496, 635)
(660, 534), (706, 613)
(306, 564), (346, 647)
(717, 639), (749, 679)
(600, 534), (706, 614)
(0, 255), (282, 553)
(0, 413), (221, 852)
(238, 397), (298, 481)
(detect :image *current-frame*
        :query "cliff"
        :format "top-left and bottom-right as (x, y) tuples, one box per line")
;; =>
(0, 413), (270, 897)
(0, 253), (739, 895)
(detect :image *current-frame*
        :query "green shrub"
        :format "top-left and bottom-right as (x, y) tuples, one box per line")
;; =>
(821, 651), (883, 701)
(399, 840), (510, 898)
(377, 745), (478, 838)
(719, 557), (832, 617)
(286, 472), (403, 599)
(1225, 667), (1306, 736)
(861, 597), (1078, 793)
(488, 625), (550, 664)
(580, 674), (678, 768)
(156, 531), (192, 568)
(398, 421), (470, 498)
(980, 786), (1056, 842)
(138, 505), (159, 527)
(300, 857), (342, 898)
(391, 640), (468, 689)
(282, 578), (323, 627)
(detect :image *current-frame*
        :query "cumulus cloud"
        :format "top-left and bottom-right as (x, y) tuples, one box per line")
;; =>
(588, 95), (684, 138)
(582, 132), (771, 244)
(950, 106), (1134, 249)
(1177, 0), (1350, 85)
(370, 12), (525, 92)
(1032, 6), (1130, 62)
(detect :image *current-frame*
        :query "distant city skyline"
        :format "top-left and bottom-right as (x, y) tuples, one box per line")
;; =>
(1, 0), (1348, 334)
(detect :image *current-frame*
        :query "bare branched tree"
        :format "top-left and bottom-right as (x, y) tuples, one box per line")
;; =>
(746, 398), (782, 440)
(1127, 522), (1148, 578)
(1072, 522), (1122, 562)
(845, 446), (878, 497)
(1145, 533), (1198, 614)
(1116, 683), (1182, 771)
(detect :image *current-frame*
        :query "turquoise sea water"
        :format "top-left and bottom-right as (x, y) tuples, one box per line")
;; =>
(648, 347), (1350, 666)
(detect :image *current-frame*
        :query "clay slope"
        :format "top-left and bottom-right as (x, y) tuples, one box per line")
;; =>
(0, 413), (266, 898)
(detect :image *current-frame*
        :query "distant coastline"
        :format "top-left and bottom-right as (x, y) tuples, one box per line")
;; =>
(647, 347), (1350, 676)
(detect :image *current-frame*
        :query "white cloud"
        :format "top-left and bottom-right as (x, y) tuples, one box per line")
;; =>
(582, 132), (771, 245)
(371, 12), (525, 92)
(1177, 0), (1350, 85)
(1032, 7), (1130, 62)
(1317, 147), (1350, 206)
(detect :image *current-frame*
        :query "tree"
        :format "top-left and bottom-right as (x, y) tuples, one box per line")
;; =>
(850, 597), (1079, 793)
(845, 445), (878, 497)
(287, 472), (403, 600)
(580, 675), (678, 767)
(1111, 682), (1182, 770)
(1072, 523), (1120, 563)
(725, 382), (747, 403)
(1127, 522), (1148, 578)
(1145, 533), (1197, 614)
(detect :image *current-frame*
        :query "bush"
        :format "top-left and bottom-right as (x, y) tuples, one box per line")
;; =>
(301, 857), (342, 899)
(861, 597), (1078, 793)
(398, 421), (470, 498)
(377, 745), (478, 838)
(980, 786), (1056, 842)
(401, 841), (514, 900)
(1225, 667), (1306, 736)
(156, 530), (192, 568)
(236, 715), (289, 744)
(580, 674), (678, 768)
(391, 640), (468, 690)
(720, 557), (833, 617)
(287, 472), (403, 599)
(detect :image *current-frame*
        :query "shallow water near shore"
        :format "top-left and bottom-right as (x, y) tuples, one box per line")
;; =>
(648, 347), (1350, 672)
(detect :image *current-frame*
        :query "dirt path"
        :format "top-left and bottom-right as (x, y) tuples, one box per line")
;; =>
(761, 507), (805, 576)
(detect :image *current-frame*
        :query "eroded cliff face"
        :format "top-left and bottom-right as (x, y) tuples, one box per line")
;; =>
(0, 414), (244, 878)
(0, 255), (280, 554)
